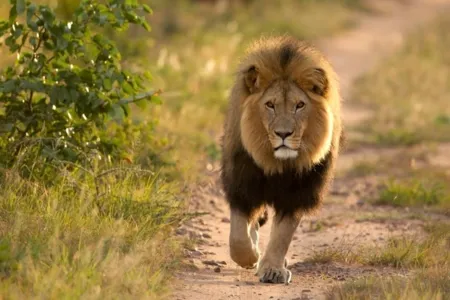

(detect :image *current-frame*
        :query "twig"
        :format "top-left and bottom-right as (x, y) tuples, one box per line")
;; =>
(117, 89), (162, 106)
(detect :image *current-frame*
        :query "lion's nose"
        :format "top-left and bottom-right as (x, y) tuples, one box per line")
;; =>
(275, 130), (293, 139)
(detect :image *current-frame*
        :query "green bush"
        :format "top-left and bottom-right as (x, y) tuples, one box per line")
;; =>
(0, 0), (159, 179)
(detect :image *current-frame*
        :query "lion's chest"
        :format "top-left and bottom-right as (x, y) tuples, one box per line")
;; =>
(224, 147), (331, 215)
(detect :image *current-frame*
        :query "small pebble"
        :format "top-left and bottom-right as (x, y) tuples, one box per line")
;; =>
(202, 233), (212, 239)
(202, 260), (220, 266)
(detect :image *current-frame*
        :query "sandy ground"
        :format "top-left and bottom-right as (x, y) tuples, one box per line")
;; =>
(170, 1), (450, 299)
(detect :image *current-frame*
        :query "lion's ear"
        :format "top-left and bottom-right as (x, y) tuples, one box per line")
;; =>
(307, 68), (329, 97)
(244, 66), (260, 94)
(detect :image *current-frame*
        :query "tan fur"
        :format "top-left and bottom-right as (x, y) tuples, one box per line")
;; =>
(222, 35), (342, 176)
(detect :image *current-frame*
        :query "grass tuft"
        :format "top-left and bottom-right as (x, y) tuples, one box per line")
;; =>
(376, 180), (449, 208)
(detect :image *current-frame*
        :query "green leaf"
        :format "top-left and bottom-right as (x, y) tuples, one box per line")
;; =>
(44, 41), (54, 50)
(0, 21), (10, 35)
(69, 89), (79, 102)
(26, 3), (36, 22)
(103, 78), (112, 91)
(16, 121), (26, 132)
(2, 80), (17, 93)
(28, 20), (38, 31)
(20, 80), (45, 92)
(29, 36), (37, 47)
(16, 0), (25, 15)
(142, 22), (150, 32)
(19, 31), (29, 49)
(121, 103), (130, 117)
(143, 71), (152, 81)
(80, 70), (94, 83)
(9, 5), (17, 23)
(56, 37), (68, 50)
(122, 81), (134, 95)
(0, 123), (14, 133)
(134, 99), (147, 110)
(109, 104), (124, 120)
(61, 88), (70, 103)
(40, 7), (55, 25)
(151, 95), (162, 105)
(12, 24), (23, 38)
(142, 4), (152, 13)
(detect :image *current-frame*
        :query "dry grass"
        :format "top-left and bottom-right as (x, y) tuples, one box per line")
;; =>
(326, 224), (450, 300)
(309, 222), (450, 268)
(328, 268), (450, 300)
(355, 211), (427, 223)
(351, 15), (450, 146)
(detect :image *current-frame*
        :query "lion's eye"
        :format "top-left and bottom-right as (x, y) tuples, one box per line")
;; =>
(265, 102), (275, 109)
(296, 101), (305, 111)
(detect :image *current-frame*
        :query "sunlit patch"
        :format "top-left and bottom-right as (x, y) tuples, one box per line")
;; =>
(274, 147), (298, 160)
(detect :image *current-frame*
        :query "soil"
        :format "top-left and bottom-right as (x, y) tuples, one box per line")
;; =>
(171, 1), (450, 299)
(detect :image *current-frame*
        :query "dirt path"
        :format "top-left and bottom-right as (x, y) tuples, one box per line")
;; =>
(171, 1), (450, 299)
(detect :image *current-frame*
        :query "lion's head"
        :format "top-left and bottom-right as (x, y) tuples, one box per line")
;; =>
(228, 36), (341, 175)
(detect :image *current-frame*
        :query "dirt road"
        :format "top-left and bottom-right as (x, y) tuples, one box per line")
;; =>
(171, 1), (450, 299)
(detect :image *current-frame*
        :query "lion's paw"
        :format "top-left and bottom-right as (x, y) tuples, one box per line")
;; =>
(229, 241), (260, 269)
(258, 267), (292, 284)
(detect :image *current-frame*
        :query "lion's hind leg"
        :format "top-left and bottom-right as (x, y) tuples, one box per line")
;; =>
(229, 209), (262, 269)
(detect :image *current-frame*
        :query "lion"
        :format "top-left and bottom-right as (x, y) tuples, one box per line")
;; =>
(220, 35), (343, 284)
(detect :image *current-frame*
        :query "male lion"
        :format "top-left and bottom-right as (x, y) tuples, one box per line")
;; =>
(220, 35), (342, 284)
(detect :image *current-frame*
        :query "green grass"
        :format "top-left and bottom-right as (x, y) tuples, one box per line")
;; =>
(376, 179), (450, 208)
(0, 167), (188, 299)
(373, 129), (421, 147)
(351, 15), (450, 146)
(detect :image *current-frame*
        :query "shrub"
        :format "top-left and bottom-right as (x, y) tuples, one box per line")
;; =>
(0, 0), (160, 180)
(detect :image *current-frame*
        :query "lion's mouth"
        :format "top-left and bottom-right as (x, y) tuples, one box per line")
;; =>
(273, 145), (298, 160)
(274, 145), (289, 151)
(274, 144), (294, 151)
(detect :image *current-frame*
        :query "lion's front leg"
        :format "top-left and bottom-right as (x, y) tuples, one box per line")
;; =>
(229, 209), (261, 269)
(256, 214), (300, 284)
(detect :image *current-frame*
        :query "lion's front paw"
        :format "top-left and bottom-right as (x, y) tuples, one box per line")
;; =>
(258, 266), (292, 284)
(256, 257), (292, 284)
(229, 240), (260, 269)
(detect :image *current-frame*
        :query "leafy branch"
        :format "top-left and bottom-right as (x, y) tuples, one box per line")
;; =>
(0, 0), (160, 181)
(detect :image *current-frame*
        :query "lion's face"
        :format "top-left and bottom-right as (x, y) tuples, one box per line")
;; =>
(240, 74), (333, 173)
(258, 81), (310, 160)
